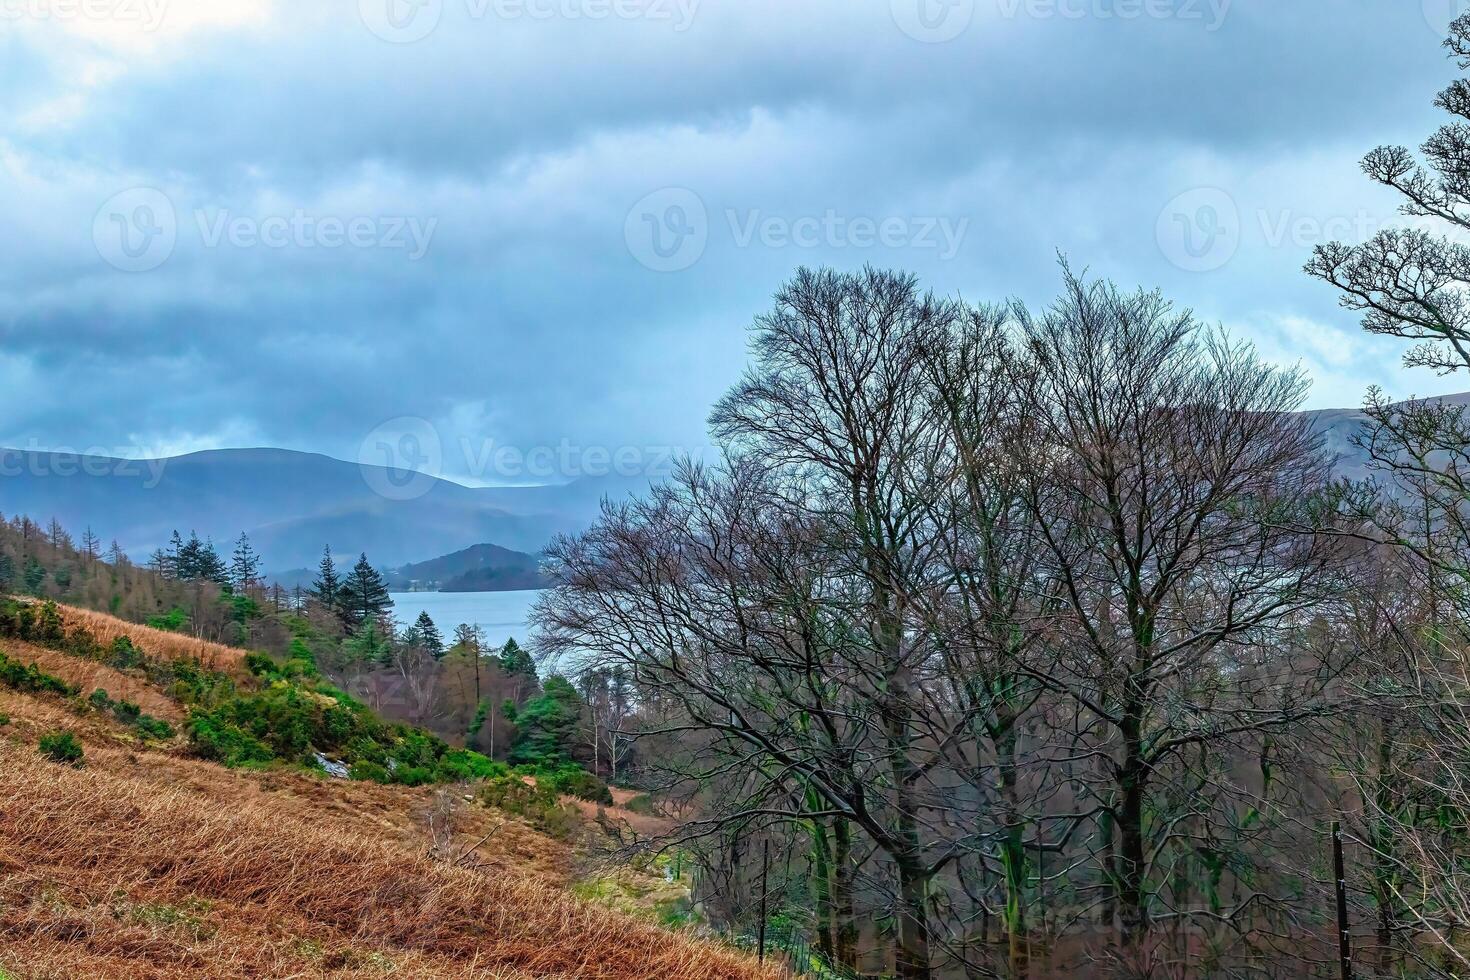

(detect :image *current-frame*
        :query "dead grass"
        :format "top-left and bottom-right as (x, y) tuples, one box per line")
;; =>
(1, 639), (184, 722)
(0, 728), (777, 980)
(51, 602), (248, 675)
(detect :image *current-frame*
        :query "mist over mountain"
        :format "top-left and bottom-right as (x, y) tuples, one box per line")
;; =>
(1, 400), (1456, 578)
(0, 447), (653, 571)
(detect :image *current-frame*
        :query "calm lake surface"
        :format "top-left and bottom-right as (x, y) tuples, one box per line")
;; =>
(389, 590), (543, 649)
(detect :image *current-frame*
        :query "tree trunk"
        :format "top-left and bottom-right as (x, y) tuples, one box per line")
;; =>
(834, 816), (858, 968)
(894, 854), (933, 979)
(998, 718), (1029, 978)
(1116, 707), (1149, 949)
(809, 816), (837, 964)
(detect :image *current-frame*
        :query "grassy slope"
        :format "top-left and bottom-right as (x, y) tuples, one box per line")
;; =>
(0, 610), (774, 980)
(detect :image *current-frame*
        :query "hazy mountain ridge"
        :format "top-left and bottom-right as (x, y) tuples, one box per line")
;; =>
(0, 402), (1451, 578)
(0, 447), (649, 570)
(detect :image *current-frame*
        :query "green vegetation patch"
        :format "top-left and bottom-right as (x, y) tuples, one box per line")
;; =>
(38, 730), (83, 765)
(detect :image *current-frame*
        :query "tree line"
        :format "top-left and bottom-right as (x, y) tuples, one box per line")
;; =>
(528, 20), (1470, 977)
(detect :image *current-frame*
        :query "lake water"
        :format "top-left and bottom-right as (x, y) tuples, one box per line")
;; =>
(389, 590), (543, 649)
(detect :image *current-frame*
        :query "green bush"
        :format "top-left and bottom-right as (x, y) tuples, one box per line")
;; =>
(0, 651), (80, 698)
(394, 765), (435, 787)
(146, 607), (188, 632)
(39, 730), (83, 765)
(534, 764), (614, 805)
(108, 636), (143, 669)
(348, 760), (390, 783)
(623, 793), (659, 816)
(85, 687), (174, 740)
(477, 773), (578, 837)
(0, 712), (10, 726)
(187, 713), (274, 767)
(134, 715), (175, 740)
(434, 749), (508, 783)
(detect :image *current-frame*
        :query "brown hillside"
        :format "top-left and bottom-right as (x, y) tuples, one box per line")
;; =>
(50, 602), (248, 675)
(0, 613), (777, 980)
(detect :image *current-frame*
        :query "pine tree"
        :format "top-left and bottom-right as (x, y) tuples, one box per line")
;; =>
(46, 517), (71, 551)
(23, 557), (46, 596)
(345, 617), (390, 665)
(0, 553), (13, 593)
(107, 540), (126, 567)
(499, 637), (539, 704)
(230, 532), (262, 592)
(339, 553), (392, 631)
(508, 675), (585, 767)
(310, 545), (342, 615)
(415, 611), (445, 659)
(80, 526), (100, 564)
(167, 530), (187, 579)
(205, 540), (229, 585)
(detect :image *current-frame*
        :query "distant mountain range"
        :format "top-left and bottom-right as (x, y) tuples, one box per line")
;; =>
(0, 447), (653, 572)
(0, 399), (1459, 588)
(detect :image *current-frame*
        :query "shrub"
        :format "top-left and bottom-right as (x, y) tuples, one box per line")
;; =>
(135, 715), (175, 740)
(39, 731), (83, 765)
(537, 765), (614, 805)
(348, 760), (390, 783)
(0, 712), (10, 726)
(394, 766), (435, 787)
(85, 687), (173, 740)
(477, 773), (577, 837)
(434, 749), (507, 783)
(146, 607), (188, 632)
(623, 793), (659, 816)
(108, 636), (143, 669)
(0, 652), (80, 698)
(187, 713), (274, 767)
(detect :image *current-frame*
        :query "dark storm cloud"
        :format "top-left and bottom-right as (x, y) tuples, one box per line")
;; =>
(1, 0), (1466, 479)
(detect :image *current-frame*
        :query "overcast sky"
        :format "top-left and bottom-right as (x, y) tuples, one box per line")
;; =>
(2, 0), (1468, 485)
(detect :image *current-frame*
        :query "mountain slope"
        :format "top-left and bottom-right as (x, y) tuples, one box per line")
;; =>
(0, 604), (776, 980)
(0, 448), (647, 570)
(385, 543), (548, 592)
